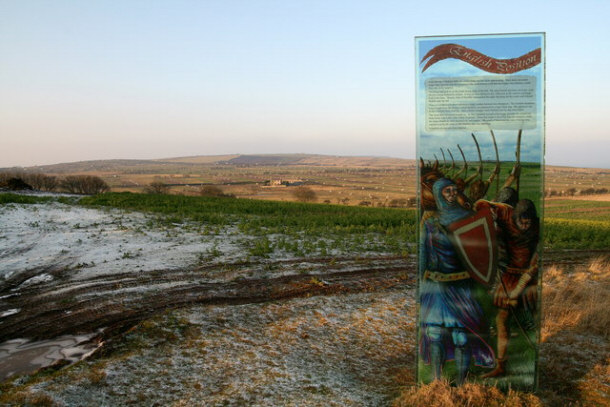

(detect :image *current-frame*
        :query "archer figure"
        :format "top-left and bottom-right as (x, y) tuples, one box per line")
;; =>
(475, 198), (540, 378)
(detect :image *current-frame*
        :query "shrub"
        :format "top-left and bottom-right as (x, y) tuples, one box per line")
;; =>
(199, 185), (234, 198)
(60, 175), (109, 195)
(291, 186), (317, 202)
(388, 198), (408, 208)
(580, 188), (595, 195)
(145, 181), (170, 194)
(26, 173), (59, 191)
(6, 177), (33, 190)
(0, 171), (60, 191)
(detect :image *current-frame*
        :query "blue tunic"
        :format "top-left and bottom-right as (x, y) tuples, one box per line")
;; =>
(418, 178), (494, 367)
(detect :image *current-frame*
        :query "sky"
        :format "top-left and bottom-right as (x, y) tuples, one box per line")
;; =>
(1, 0), (609, 168)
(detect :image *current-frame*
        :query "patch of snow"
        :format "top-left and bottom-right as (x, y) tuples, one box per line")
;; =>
(0, 308), (20, 318)
(0, 200), (401, 290)
(19, 273), (54, 288)
(0, 201), (247, 284)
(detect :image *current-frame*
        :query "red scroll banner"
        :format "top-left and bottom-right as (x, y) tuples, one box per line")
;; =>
(421, 43), (541, 74)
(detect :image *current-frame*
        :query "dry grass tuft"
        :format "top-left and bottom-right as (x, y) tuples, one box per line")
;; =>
(0, 390), (57, 406)
(84, 365), (107, 384)
(539, 256), (610, 405)
(392, 379), (542, 407)
(576, 362), (610, 406)
(542, 256), (610, 340)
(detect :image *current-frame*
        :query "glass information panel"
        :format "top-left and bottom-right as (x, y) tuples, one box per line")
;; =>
(415, 33), (545, 390)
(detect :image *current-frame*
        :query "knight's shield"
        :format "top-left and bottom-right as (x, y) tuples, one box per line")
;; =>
(447, 207), (498, 286)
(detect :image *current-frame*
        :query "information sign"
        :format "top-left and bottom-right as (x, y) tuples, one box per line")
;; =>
(415, 33), (545, 390)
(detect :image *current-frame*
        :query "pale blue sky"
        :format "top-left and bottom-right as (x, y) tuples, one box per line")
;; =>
(1, 0), (608, 168)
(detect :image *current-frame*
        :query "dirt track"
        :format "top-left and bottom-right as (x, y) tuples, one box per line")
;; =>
(0, 256), (416, 343)
(2, 249), (606, 346)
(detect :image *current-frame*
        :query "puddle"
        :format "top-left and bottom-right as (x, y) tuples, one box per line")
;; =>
(0, 332), (103, 380)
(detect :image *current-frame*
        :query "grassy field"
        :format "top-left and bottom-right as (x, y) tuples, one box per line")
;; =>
(79, 192), (416, 258)
(80, 191), (610, 250)
(544, 199), (610, 220)
(4, 190), (608, 253)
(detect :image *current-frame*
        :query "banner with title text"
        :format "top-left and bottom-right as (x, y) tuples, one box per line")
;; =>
(415, 33), (545, 391)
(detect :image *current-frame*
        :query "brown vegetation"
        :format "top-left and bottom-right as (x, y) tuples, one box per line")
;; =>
(144, 181), (170, 194)
(59, 175), (109, 195)
(545, 187), (609, 198)
(0, 171), (109, 194)
(542, 257), (610, 340)
(291, 186), (317, 202)
(537, 257), (610, 406)
(393, 379), (542, 407)
(199, 185), (234, 198)
(0, 172), (56, 191)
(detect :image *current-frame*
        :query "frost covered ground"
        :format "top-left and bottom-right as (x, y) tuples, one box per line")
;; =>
(0, 197), (414, 402)
(0, 200), (246, 284)
(0, 198), (404, 286)
(10, 290), (416, 406)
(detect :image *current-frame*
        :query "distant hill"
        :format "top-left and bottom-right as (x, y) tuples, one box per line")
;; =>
(4, 154), (415, 173)
(5, 159), (169, 174)
(165, 153), (413, 168)
(153, 155), (240, 164)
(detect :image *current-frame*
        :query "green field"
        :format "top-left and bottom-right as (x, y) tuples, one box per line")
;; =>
(78, 192), (416, 257)
(3, 191), (609, 252)
(542, 200), (610, 249)
(545, 199), (610, 221)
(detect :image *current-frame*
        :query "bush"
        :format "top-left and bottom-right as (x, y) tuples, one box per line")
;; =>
(388, 199), (408, 208)
(580, 188), (595, 195)
(6, 178), (33, 190)
(0, 171), (59, 192)
(291, 186), (317, 202)
(145, 181), (170, 194)
(60, 175), (109, 195)
(26, 173), (59, 191)
(199, 185), (234, 198)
